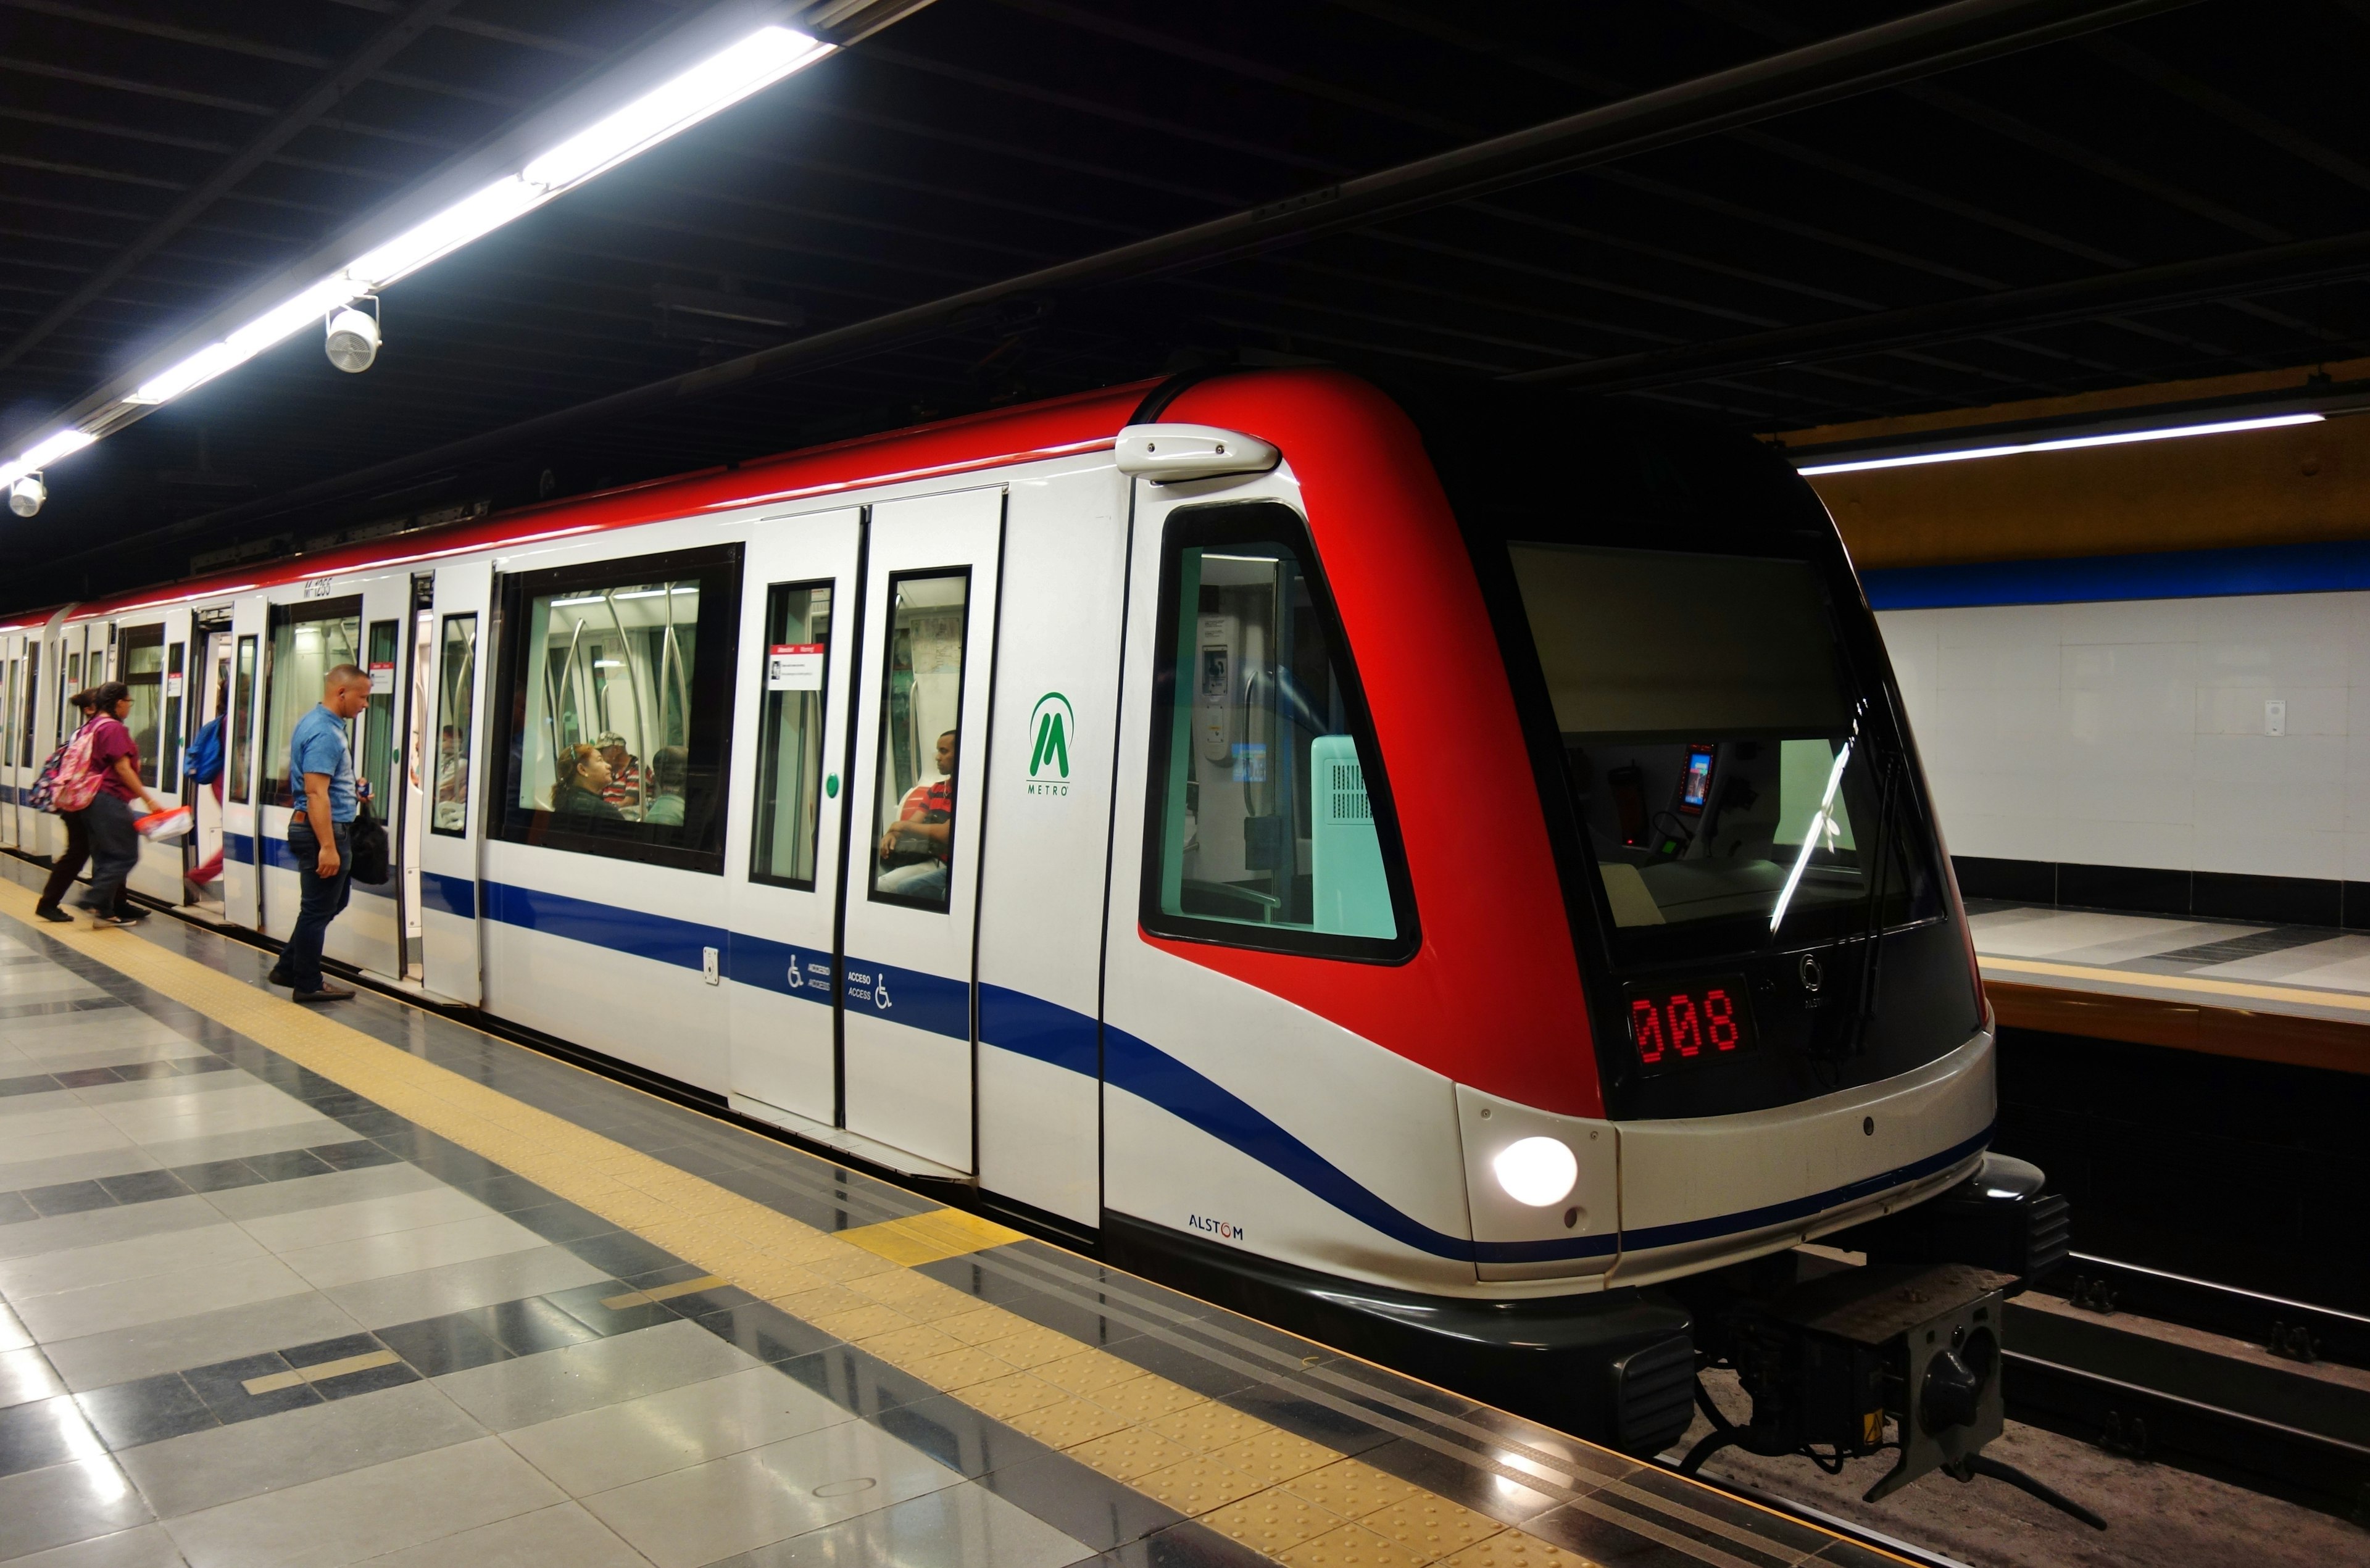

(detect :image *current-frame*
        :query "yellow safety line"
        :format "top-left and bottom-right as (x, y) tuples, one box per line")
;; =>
(242, 1348), (404, 1395)
(600, 1274), (730, 1311)
(1984, 954), (2370, 1015)
(3, 879), (1882, 1568)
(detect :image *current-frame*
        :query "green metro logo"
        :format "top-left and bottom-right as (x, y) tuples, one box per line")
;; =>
(1027, 692), (1073, 795)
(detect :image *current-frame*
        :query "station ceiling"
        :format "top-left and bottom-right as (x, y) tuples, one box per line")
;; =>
(6, 0), (2368, 600)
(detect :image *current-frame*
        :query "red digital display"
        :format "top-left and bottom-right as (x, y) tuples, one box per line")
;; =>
(1626, 976), (1755, 1076)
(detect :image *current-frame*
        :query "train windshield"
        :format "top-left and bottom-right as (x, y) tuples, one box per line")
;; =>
(1510, 543), (1939, 951)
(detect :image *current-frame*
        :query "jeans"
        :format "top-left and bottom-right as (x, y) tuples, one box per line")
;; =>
(281, 819), (353, 993)
(875, 858), (947, 902)
(76, 795), (139, 917)
(38, 808), (134, 916)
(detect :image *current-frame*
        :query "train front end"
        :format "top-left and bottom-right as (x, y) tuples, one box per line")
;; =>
(1113, 371), (2064, 1482)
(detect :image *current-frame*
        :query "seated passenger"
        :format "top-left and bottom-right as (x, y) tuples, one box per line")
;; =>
(878, 728), (955, 899)
(642, 745), (688, 827)
(596, 730), (642, 815)
(552, 743), (623, 821)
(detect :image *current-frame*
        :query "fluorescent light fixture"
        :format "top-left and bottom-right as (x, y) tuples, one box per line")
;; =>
(551, 594), (609, 607)
(0, 428), (94, 486)
(522, 27), (826, 191)
(1797, 412), (2324, 476)
(116, 24), (829, 413)
(593, 658), (626, 667)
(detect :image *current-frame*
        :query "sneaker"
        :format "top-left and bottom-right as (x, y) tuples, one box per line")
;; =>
(292, 984), (355, 1004)
(33, 906), (70, 924)
(112, 907), (148, 923)
(85, 915), (137, 929)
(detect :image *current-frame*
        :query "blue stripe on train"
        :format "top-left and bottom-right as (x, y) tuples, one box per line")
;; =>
(405, 874), (1984, 1264)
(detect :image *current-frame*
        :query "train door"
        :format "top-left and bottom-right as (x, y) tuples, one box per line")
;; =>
(253, 577), (405, 974)
(222, 597), (267, 929)
(338, 583), (410, 981)
(420, 562), (489, 1005)
(397, 575), (436, 979)
(725, 508), (860, 1130)
(118, 610), (190, 905)
(0, 633), (20, 849)
(185, 617), (234, 916)
(838, 487), (1003, 1175)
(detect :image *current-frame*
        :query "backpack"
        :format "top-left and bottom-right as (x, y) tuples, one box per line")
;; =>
(24, 735), (73, 813)
(185, 716), (225, 786)
(42, 722), (105, 814)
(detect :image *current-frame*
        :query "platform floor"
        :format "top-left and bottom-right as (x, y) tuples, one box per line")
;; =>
(1969, 902), (2370, 1069)
(0, 869), (1891, 1568)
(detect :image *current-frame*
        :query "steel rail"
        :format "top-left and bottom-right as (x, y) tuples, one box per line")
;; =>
(2047, 1253), (2370, 1370)
(2004, 1346), (2370, 1520)
(96, 0), (2206, 562)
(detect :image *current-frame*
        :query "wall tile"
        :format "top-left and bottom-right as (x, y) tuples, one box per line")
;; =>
(1882, 587), (2367, 886)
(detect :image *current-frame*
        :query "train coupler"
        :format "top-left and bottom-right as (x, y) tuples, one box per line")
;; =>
(1682, 1258), (2098, 1525)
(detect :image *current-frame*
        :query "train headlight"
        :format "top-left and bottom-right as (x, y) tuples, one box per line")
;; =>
(1492, 1136), (1578, 1207)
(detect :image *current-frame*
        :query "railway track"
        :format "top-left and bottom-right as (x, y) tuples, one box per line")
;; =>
(2003, 1257), (2370, 1522)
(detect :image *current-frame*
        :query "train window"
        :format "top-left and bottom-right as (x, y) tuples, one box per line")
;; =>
(163, 641), (185, 788)
(868, 570), (968, 911)
(262, 599), (361, 808)
(362, 620), (398, 815)
(490, 545), (742, 873)
(1141, 502), (1416, 962)
(432, 615), (476, 836)
(1506, 544), (1939, 946)
(751, 581), (834, 890)
(229, 636), (257, 803)
(121, 624), (165, 787)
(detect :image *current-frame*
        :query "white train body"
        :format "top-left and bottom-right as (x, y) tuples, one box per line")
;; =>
(0, 370), (2000, 1443)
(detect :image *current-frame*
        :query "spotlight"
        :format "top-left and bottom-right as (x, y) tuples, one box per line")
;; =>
(325, 304), (380, 373)
(8, 475), (43, 517)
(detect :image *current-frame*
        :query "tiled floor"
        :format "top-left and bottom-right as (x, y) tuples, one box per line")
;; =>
(0, 863), (1889, 1568)
(1969, 901), (2370, 1026)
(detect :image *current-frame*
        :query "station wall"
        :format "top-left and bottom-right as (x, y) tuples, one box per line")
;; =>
(1877, 589), (2370, 927)
(1782, 359), (2370, 927)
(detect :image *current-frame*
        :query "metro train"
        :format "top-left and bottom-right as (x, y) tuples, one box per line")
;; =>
(0, 368), (2065, 1475)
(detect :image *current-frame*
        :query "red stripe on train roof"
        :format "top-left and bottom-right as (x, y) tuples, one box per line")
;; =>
(60, 379), (1157, 622)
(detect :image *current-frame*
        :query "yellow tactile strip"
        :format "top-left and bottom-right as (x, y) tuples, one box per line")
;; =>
(2, 881), (1828, 1568)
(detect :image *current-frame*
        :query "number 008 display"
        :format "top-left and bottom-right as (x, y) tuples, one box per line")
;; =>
(1624, 977), (1755, 1076)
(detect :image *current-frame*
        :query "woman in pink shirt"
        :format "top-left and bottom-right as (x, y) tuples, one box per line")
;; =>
(71, 681), (169, 929)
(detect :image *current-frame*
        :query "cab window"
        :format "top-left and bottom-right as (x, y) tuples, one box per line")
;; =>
(1507, 542), (1941, 949)
(1142, 502), (1415, 961)
(489, 545), (742, 873)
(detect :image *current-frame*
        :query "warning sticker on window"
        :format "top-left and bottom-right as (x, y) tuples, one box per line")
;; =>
(368, 662), (396, 695)
(767, 644), (824, 691)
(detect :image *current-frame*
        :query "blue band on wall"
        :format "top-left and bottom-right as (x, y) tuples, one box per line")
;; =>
(1864, 538), (2370, 610)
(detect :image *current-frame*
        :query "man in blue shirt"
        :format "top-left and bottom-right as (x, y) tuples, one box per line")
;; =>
(270, 665), (372, 1002)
